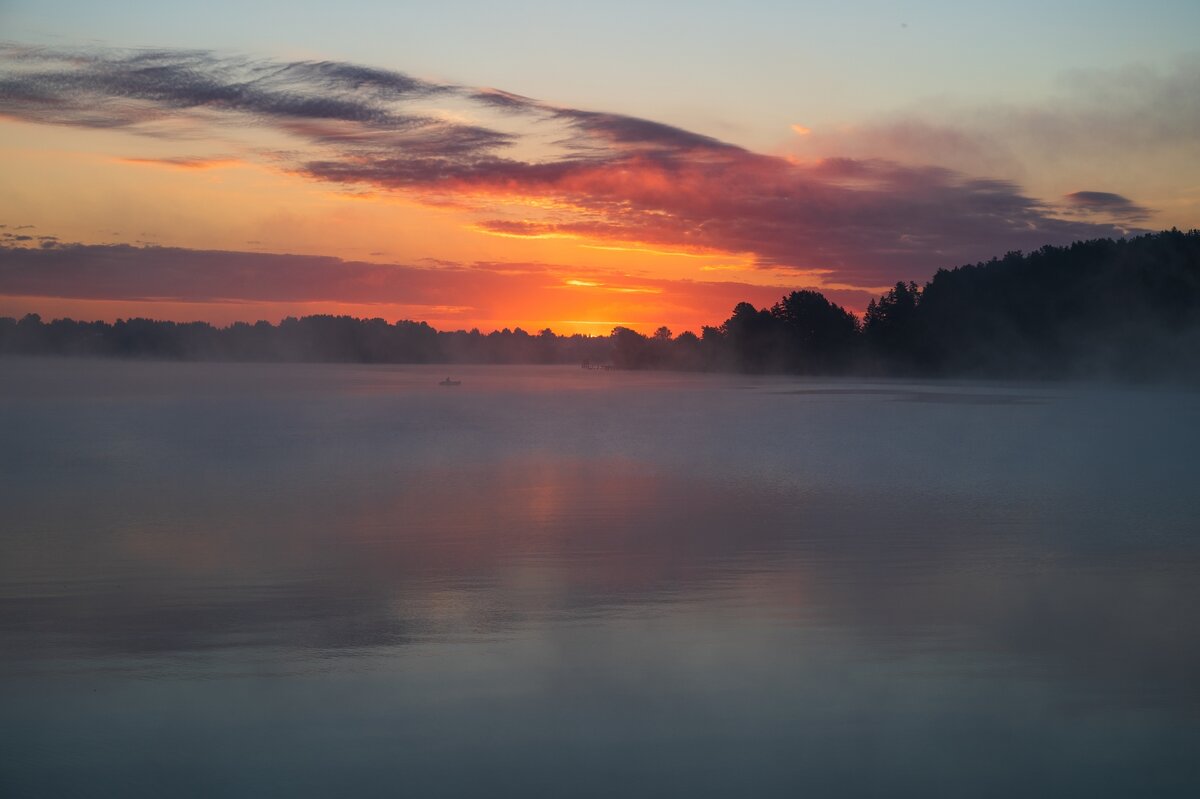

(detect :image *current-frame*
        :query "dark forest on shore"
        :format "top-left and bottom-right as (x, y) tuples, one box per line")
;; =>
(3, 230), (1199, 381)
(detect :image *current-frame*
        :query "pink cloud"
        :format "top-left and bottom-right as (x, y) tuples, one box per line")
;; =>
(0, 44), (1153, 288)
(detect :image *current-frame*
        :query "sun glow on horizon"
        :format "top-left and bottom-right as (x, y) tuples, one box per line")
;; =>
(3, 36), (1183, 338)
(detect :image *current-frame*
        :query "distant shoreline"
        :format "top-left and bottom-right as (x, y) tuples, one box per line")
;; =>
(3, 231), (1198, 382)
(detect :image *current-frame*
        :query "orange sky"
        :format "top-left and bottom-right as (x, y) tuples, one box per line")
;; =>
(0, 44), (1192, 334)
(0, 113), (877, 334)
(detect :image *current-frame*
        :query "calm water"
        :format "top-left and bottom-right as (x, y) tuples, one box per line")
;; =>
(2, 359), (1199, 797)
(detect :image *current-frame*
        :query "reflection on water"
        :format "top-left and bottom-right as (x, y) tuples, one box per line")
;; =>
(2, 360), (1199, 797)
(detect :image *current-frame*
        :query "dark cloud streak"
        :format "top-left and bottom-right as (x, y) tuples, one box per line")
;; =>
(0, 242), (863, 322)
(1063, 190), (1152, 223)
(0, 43), (1152, 284)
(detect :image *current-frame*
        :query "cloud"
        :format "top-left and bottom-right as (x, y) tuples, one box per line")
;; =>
(0, 45), (440, 128)
(790, 58), (1199, 226)
(0, 242), (467, 305)
(0, 241), (859, 328)
(1062, 191), (1152, 223)
(828, 58), (1200, 161)
(0, 43), (1157, 286)
(118, 156), (240, 169)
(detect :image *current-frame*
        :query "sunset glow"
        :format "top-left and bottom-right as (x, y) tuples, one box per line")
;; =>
(1, 3), (1198, 333)
(4, 5), (1200, 797)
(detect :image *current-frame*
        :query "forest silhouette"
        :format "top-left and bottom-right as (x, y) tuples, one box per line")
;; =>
(3, 230), (1198, 381)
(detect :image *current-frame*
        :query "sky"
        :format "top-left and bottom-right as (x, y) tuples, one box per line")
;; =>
(1, 0), (1198, 334)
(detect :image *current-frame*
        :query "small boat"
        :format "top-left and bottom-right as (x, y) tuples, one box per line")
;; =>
(439, 377), (462, 386)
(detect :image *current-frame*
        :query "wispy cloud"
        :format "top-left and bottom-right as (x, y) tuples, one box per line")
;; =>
(0, 43), (1155, 286)
(117, 155), (240, 169)
(790, 58), (1199, 228)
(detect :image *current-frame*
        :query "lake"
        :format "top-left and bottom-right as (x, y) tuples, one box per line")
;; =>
(1, 359), (1198, 797)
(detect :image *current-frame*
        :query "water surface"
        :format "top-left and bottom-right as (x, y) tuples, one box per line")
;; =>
(2, 360), (1199, 797)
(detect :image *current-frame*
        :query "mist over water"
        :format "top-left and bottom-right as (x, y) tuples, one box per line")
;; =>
(2, 360), (1199, 797)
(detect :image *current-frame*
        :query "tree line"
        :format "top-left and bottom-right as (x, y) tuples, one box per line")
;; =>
(3, 229), (1198, 380)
